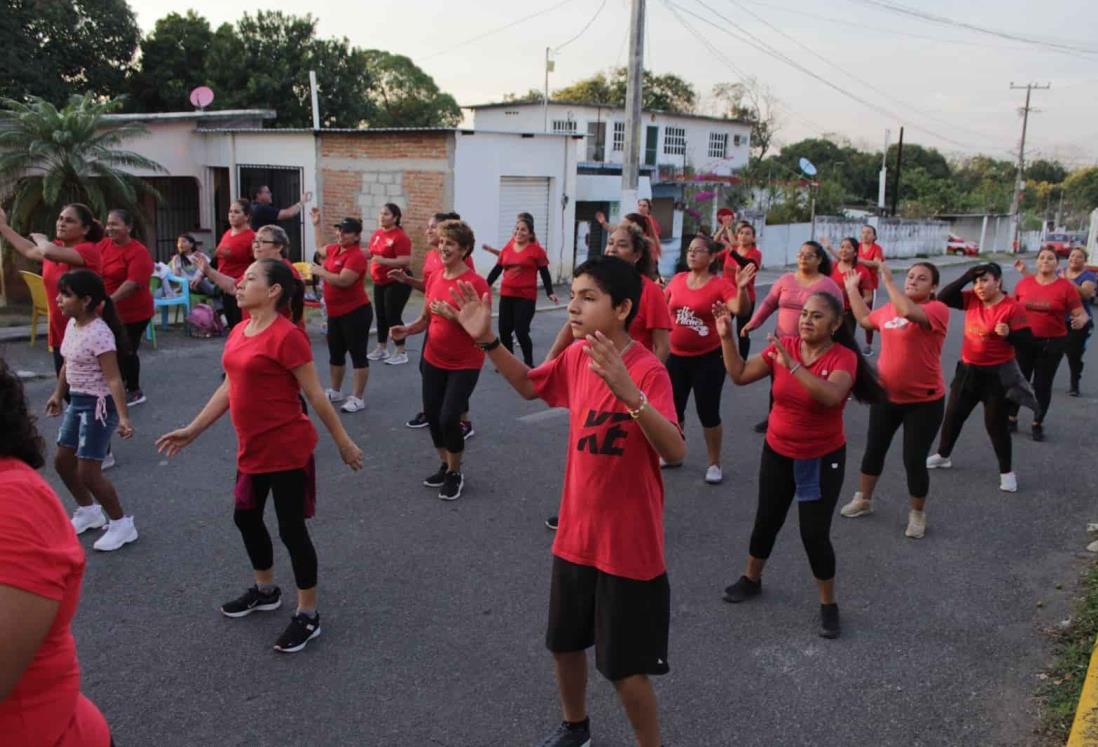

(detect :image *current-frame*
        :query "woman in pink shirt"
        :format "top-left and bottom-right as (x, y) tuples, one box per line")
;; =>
(742, 241), (843, 432)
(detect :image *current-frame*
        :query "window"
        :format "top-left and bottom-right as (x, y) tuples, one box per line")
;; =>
(663, 126), (686, 155)
(552, 119), (577, 134)
(733, 134), (743, 147)
(612, 121), (625, 152)
(708, 132), (728, 158)
(586, 121), (606, 162)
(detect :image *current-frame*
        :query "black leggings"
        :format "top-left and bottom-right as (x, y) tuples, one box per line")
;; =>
(327, 303), (373, 368)
(374, 282), (412, 345)
(222, 292), (242, 330)
(936, 362), (1012, 473)
(860, 397), (945, 499)
(121, 318), (150, 393)
(232, 468), (317, 590)
(735, 301), (754, 359)
(666, 348), (725, 429)
(864, 289), (877, 346)
(1009, 336), (1065, 422)
(499, 296), (537, 366)
(422, 360), (480, 454)
(750, 442), (845, 581)
(1066, 321), (1093, 390)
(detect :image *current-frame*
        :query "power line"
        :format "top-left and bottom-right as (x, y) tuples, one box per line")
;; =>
(421, 0), (580, 61)
(848, 0), (1098, 56)
(553, 0), (609, 53)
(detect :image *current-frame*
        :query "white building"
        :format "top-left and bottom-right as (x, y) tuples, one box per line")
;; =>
(467, 100), (752, 272)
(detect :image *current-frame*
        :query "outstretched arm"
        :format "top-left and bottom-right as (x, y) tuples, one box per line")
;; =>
(937, 268), (975, 310)
(156, 378), (231, 457)
(292, 362), (363, 470)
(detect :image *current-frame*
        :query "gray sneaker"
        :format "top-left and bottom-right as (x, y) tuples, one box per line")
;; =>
(536, 720), (591, 747)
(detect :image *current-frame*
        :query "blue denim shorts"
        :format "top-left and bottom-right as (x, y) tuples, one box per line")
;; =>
(57, 392), (119, 461)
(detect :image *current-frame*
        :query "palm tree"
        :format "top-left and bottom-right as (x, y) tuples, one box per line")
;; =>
(0, 93), (165, 305)
(0, 94), (165, 232)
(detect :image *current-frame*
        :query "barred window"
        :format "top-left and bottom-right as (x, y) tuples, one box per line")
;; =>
(734, 134), (743, 147)
(612, 121), (625, 151)
(551, 120), (577, 134)
(664, 126), (686, 155)
(708, 132), (728, 158)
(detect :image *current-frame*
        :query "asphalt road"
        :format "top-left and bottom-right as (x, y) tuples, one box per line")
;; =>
(3, 262), (1096, 746)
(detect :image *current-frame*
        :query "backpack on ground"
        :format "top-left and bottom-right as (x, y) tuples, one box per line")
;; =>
(185, 303), (224, 338)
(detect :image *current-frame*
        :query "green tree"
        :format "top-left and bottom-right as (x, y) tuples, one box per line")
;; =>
(503, 89), (546, 104)
(552, 72), (616, 106)
(1026, 159), (1067, 185)
(1064, 167), (1098, 214)
(127, 11), (215, 112)
(550, 68), (697, 113)
(0, 94), (164, 235)
(711, 78), (779, 160)
(2, 0), (140, 104)
(363, 50), (461, 127)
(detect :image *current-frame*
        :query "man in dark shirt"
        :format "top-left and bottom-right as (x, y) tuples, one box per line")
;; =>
(250, 185), (312, 230)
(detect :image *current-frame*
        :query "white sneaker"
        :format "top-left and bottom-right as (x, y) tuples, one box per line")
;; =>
(999, 472), (1018, 493)
(840, 492), (873, 518)
(905, 509), (926, 539)
(71, 505), (106, 535)
(101, 452), (116, 471)
(325, 388), (345, 403)
(93, 516), (137, 551)
(366, 346), (389, 361)
(704, 465), (723, 484)
(1087, 539), (1098, 553)
(340, 396), (365, 413)
(926, 453), (952, 470)
(384, 351), (409, 366)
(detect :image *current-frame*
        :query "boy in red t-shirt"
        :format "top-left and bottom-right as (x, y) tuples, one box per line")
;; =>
(435, 255), (684, 747)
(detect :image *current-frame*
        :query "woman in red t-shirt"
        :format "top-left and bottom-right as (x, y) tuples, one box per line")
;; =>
(1008, 248), (1087, 440)
(98, 209), (154, 405)
(157, 259), (363, 653)
(391, 220), (490, 502)
(310, 210), (372, 414)
(717, 292), (884, 639)
(214, 199), (257, 330)
(0, 203), (104, 373)
(366, 203), (414, 365)
(663, 236), (748, 484)
(0, 361), (112, 747)
(927, 263), (1033, 493)
(485, 215), (559, 366)
(857, 224), (885, 353)
(840, 261), (949, 539)
(722, 222), (764, 358)
(824, 236), (873, 337)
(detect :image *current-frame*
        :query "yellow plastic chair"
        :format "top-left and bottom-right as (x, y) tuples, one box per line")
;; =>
(19, 271), (52, 351)
(294, 262), (323, 321)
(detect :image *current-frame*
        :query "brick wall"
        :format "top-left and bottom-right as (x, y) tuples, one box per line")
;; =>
(318, 132), (453, 273)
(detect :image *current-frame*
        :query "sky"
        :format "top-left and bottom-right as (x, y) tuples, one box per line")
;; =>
(129, 0), (1098, 166)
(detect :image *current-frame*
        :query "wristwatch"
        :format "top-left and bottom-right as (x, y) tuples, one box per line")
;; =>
(476, 337), (501, 351)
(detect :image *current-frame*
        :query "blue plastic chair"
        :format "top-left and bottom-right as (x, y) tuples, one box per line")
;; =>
(147, 274), (191, 348)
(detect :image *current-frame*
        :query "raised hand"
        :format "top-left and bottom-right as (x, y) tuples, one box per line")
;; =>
(309, 207), (320, 226)
(582, 331), (640, 403)
(843, 269), (862, 295)
(766, 333), (795, 369)
(595, 210), (607, 225)
(713, 301), (733, 339)
(444, 281), (494, 342)
(735, 262), (757, 289)
(300, 191), (313, 205)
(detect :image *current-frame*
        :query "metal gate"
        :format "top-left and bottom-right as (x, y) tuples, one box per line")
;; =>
(144, 177), (201, 262)
(237, 165), (305, 261)
(498, 177), (551, 250)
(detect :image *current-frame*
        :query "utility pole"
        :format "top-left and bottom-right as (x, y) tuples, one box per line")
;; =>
(543, 48), (554, 133)
(877, 129), (890, 215)
(1008, 82), (1050, 253)
(890, 126), (904, 217)
(621, 0), (646, 211)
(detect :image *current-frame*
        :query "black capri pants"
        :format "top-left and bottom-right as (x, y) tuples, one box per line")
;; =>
(121, 318), (150, 393)
(422, 360), (480, 454)
(750, 442), (845, 581)
(232, 468), (317, 590)
(327, 303), (373, 368)
(1066, 320), (1092, 391)
(666, 348), (725, 429)
(936, 361), (1012, 474)
(1009, 335), (1066, 423)
(374, 282), (412, 345)
(860, 397), (945, 499)
(499, 295), (537, 366)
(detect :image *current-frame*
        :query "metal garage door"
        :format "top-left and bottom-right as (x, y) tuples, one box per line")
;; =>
(498, 177), (551, 249)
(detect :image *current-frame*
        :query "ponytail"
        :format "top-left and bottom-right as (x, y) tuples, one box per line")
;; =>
(803, 240), (832, 277)
(809, 292), (885, 404)
(64, 203), (105, 243)
(57, 269), (130, 357)
(256, 258), (304, 324)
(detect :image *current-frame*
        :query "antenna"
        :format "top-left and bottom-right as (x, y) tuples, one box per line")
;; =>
(189, 86), (215, 111)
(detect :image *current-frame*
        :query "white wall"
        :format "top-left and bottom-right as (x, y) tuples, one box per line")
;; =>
(453, 131), (580, 280)
(575, 174), (653, 203)
(471, 104), (750, 176)
(754, 218), (951, 268)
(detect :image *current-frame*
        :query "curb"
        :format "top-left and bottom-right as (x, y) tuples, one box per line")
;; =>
(1068, 635), (1098, 746)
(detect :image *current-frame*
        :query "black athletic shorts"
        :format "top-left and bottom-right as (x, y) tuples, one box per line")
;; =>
(545, 556), (670, 681)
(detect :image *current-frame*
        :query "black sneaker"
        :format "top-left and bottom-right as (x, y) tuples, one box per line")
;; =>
(461, 420), (475, 440)
(722, 575), (762, 603)
(423, 463), (448, 488)
(439, 470), (464, 501)
(546, 515), (559, 530)
(1032, 423), (1045, 442)
(406, 411), (430, 429)
(220, 585), (282, 618)
(536, 719), (591, 747)
(819, 603), (841, 639)
(273, 612), (321, 653)
(1068, 387), (1080, 397)
(126, 389), (147, 406)
(752, 418), (768, 434)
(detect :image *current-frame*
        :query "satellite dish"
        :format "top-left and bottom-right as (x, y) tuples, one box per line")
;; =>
(798, 157), (817, 177)
(189, 86), (215, 111)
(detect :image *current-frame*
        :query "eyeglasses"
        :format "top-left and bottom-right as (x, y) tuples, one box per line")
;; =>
(252, 239), (281, 246)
